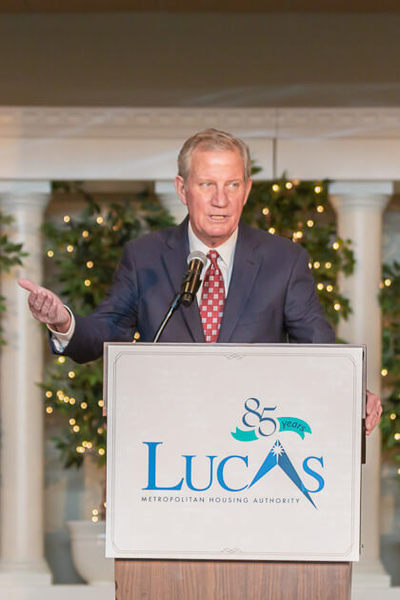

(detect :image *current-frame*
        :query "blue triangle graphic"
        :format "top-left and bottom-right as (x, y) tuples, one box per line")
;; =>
(248, 440), (317, 508)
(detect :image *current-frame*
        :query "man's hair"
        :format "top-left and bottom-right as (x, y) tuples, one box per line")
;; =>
(178, 128), (251, 181)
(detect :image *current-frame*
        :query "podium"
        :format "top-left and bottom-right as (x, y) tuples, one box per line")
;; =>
(104, 343), (365, 599)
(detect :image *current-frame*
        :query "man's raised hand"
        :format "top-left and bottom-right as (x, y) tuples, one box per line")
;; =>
(18, 278), (71, 333)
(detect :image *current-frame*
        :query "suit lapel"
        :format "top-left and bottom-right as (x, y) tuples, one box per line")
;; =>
(162, 218), (205, 342)
(218, 222), (261, 343)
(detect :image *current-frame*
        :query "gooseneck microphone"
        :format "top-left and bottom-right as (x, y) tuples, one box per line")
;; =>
(152, 250), (207, 343)
(180, 250), (207, 307)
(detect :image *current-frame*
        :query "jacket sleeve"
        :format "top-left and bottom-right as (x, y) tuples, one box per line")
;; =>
(55, 243), (139, 364)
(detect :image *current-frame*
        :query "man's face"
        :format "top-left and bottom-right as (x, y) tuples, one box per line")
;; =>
(175, 148), (252, 248)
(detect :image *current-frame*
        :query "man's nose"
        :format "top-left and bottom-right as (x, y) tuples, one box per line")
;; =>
(212, 186), (229, 206)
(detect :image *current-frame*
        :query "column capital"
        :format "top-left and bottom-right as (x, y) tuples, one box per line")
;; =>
(0, 180), (51, 212)
(329, 181), (393, 213)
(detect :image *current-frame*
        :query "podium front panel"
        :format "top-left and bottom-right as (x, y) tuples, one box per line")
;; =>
(105, 343), (364, 562)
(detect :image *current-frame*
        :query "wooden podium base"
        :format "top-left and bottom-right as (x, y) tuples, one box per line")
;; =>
(115, 559), (351, 600)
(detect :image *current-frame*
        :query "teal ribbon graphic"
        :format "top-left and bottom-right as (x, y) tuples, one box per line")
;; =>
(231, 427), (258, 442)
(278, 417), (311, 439)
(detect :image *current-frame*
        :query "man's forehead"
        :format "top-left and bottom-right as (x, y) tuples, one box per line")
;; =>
(189, 148), (245, 177)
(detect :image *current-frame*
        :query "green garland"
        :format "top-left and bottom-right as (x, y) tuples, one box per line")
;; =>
(243, 175), (354, 327)
(41, 185), (174, 470)
(380, 261), (400, 473)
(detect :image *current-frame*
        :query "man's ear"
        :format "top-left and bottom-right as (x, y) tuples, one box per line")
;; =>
(174, 176), (187, 206)
(243, 177), (253, 207)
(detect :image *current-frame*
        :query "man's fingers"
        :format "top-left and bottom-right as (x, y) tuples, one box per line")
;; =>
(18, 277), (39, 294)
(365, 390), (383, 435)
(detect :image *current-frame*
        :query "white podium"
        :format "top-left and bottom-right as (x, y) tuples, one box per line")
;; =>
(105, 343), (366, 599)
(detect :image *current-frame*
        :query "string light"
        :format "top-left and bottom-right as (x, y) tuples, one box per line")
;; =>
(97, 427), (104, 434)
(91, 509), (99, 523)
(86, 261), (94, 269)
(98, 448), (105, 456)
(64, 215), (71, 223)
(68, 370), (76, 379)
(133, 332), (141, 341)
(308, 262), (312, 269)
(313, 261), (320, 269)
(314, 185), (322, 194)
(73, 425), (80, 433)
(285, 182), (293, 190)
(76, 446), (85, 453)
(332, 241), (340, 250)
(66, 245), (74, 253)
(394, 433), (400, 441)
(84, 279), (91, 287)
(317, 205), (324, 213)
(69, 418), (76, 425)
(69, 397), (76, 405)
(317, 283), (324, 291)
(307, 220), (314, 228)
(334, 303), (341, 311)
(45, 390), (53, 398)
(98, 400), (104, 408)
(390, 413), (397, 420)
(82, 230), (89, 238)
(272, 184), (280, 192)
(81, 402), (88, 409)
(262, 207), (270, 215)
(325, 262), (332, 269)
(96, 216), (104, 224)
(47, 250), (54, 258)
(384, 279), (392, 287)
(58, 356), (66, 364)
(46, 406), (53, 414)
(293, 231), (303, 239)
(381, 368), (388, 376)
(326, 284), (333, 292)
(268, 227), (276, 234)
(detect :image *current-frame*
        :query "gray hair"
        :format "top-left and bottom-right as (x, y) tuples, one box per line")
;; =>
(178, 128), (251, 181)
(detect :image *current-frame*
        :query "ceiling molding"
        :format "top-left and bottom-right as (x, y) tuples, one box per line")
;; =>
(1, 107), (400, 141)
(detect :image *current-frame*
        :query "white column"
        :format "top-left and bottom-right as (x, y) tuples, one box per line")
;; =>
(0, 181), (52, 584)
(330, 181), (392, 588)
(155, 180), (188, 224)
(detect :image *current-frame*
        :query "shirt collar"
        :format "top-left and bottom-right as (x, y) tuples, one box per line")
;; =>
(187, 221), (238, 269)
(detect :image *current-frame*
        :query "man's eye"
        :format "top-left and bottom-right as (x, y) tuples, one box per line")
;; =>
(228, 182), (240, 189)
(201, 182), (212, 187)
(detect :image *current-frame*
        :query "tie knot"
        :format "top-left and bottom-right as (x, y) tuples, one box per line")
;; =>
(207, 250), (219, 268)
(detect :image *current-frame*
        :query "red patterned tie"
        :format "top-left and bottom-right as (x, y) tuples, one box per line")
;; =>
(200, 250), (225, 343)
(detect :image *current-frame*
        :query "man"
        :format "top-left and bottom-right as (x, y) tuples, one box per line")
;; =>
(18, 128), (382, 433)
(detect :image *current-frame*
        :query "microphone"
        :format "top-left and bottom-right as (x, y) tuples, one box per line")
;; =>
(180, 251), (207, 307)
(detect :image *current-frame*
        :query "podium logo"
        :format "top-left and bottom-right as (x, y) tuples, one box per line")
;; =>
(231, 397), (312, 442)
(231, 398), (323, 508)
(142, 397), (325, 508)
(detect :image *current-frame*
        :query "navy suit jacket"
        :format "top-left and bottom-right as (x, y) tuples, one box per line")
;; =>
(62, 218), (335, 364)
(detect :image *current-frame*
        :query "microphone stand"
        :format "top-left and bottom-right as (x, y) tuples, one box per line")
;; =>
(152, 292), (182, 343)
